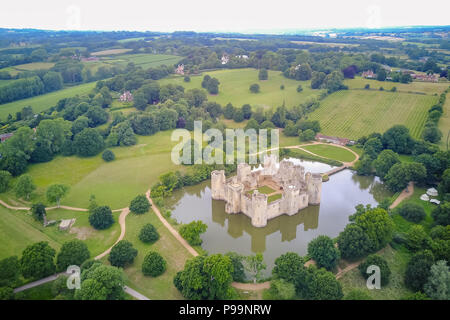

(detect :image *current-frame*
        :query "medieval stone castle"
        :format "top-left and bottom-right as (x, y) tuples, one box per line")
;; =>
(211, 155), (322, 228)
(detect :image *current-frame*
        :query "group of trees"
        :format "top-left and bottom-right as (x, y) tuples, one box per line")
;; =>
(422, 90), (448, 143)
(201, 75), (220, 94)
(0, 239), (91, 300)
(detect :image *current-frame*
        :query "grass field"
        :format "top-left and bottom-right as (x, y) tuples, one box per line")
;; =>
(339, 245), (412, 300)
(122, 209), (190, 299)
(308, 89), (438, 140)
(160, 68), (324, 109)
(345, 77), (449, 95)
(0, 82), (96, 120)
(0, 206), (120, 260)
(438, 92), (450, 150)
(18, 130), (181, 209)
(92, 48), (133, 56)
(0, 62), (55, 76)
(108, 53), (182, 69)
(302, 144), (356, 162)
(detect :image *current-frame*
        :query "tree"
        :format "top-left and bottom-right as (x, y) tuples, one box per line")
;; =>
(72, 116), (90, 136)
(424, 260), (450, 300)
(258, 68), (268, 80)
(407, 225), (430, 252)
(337, 223), (372, 260)
(139, 223), (160, 244)
(382, 125), (413, 154)
(249, 83), (260, 93)
(133, 91), (147, 110)
(323, 71), (345, 93)
(307, 235), (340, 271)
(223, 103), (235, 119)
(358, 254), (391, 286)
(0, 171), (11, 194)
(377, 69), (387, 81)
(85, 106), (108, 127)
(363, 138), (383, 159)
(73, 128), (105, 157)
(20, 241), (56, 279)
(397, 202), (426, 223)
(438, 169), (450, 199)
(175, 254), (234, 300)
(299, 129), (316, 141)
(373, 149), (400, 179)
(304, 266), (343, 300)
(296, 63), (312, 80)
(43, 71), (63, 92)
(185, 89), (207, 107)
(242, 104), (252, 120)
(129, 194), (151, 214)
(355, 208), (394, 252)
(384, 163), (410, 192)
(14, 174), (36, 200)
(0, 256), (20, 287)
(296, 85), (303, 92)
(422, 126), (442, 143)
(56, 239), (90, 272)
(265, 279), (296, 300)
(108, 240), (138, 268)
(343, 289), (372, 300)
(142, 251), (166, 277)
(31, 202), (46, 221)
(405, 250), (434, 292)
(46, 184), (69, 207)
(355, 155), (374, 175)
(311, 72), (326, 89)
(0, 287), (14, 300)
(225, 252), (245, 282)
(88, 205), (114, 230)
(75, 263), (124, 300)
(233, 108), (245, 122)
(431, 202), (450, 226)
(244, 253), (266, 283)
(179, 221), (207, 246)
(102, 149), (115, 162)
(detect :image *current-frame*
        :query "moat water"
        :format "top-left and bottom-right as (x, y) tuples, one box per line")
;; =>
(165, 159), (393, 276)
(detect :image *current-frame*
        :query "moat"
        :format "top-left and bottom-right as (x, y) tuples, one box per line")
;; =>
(165, 159), (393, 276)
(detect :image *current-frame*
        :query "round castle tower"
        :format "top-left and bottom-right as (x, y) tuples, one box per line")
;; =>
(211, 170), (226, 200)
(306, 172), (322, 205)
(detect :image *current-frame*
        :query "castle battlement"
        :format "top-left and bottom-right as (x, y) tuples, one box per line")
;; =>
(211, 155), (322, 227)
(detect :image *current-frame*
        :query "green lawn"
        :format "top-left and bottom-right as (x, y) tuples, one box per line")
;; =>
(18, 130), (181, 209)
(308, 89), (438, 140)
(302, 144), (356, 162)
(122, 209), (190, 299)
(257, 185), (276, 194)
(339, 245), (413, 300)
(0, 206), (120, 260)
(0, 82), (97, 120)
(160, 68), (325, 110)
(268, 193), (282, 203)
(438, 92), (450, 150)
(345, 77), (449, 95)
(108, 53), (182, 69)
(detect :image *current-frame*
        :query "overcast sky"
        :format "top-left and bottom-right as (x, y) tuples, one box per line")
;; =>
(1, 0), (448, 33)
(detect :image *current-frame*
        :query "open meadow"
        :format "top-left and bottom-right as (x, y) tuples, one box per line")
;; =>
(160, 68), (324, 109)
(105, 53), (182, 69)
(0, 82), (97, 120)
(308, 89), (438, 140)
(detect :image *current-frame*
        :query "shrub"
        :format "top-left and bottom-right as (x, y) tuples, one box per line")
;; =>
(31, 203), (46, 221)
(304, 266), (343, 300)
(129, 194), (151, 214)
(307, 235), (340, 271)
(179, 220), (207, 246)
(0, 287), (14, 300)
(358, 254), (391, 286)
(265, 279), (296, 300)
(0, 170), (12, 193)
(405, 250), (434, 292)
(102, 149), (115, 162)
(183, 76), (190, 82)
(249, 83), (260, 93)
(142, 251), (166, 277)
(139, 223), (160, 243)
(280, 84), (285, 90)
(337, 224), (372, 260)
(296, 85), (303, 92)
(88, 205), (114, 230)
(407, 225), (430, 252)
(108, 240), (138, 268)
(397, 202), (426, 223)
(56, 239), (90, 272)
(364, 84), (370, 89)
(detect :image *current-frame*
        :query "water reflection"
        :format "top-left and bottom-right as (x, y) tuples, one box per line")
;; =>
(166, 165), (392, 275)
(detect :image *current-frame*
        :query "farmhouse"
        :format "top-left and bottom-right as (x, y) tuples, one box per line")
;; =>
(315, 133), (352, 146)
(362, 70), (375, 79)
(411, 73), (438, 82)
(0, 132), (13, 143)
(211, 155), (322, 228)
(119, 90), (133, 102)
(221, 55), (229, 65)
(175, 64), (185, 75)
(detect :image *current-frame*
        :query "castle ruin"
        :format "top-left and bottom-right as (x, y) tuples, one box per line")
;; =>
(211, 155), (322, 227)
